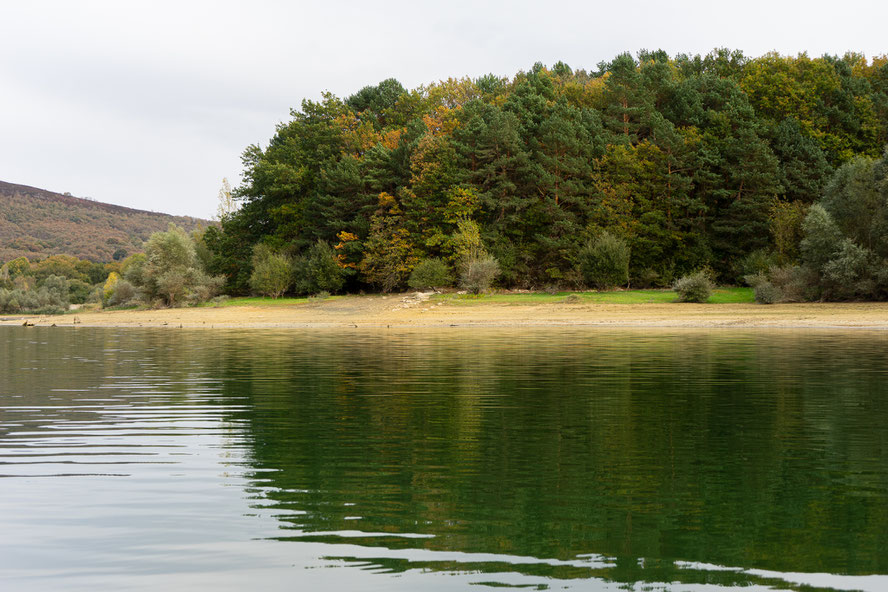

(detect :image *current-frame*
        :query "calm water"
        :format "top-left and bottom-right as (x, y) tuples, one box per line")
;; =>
(1, 327), (887, 591)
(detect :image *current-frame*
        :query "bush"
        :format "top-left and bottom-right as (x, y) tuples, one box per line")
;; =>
(769, 265), (818, 302)
(408, 259), (452, 290)
(0, 284), (68, 315)
(579, 231), (630, 289)
(800, 204), (843, 272)
(292, 241), (346, 295)
(186, 274), (224, 304)
(459, 255), (500, 295)
(737, 249), (779, 279)
(250, 244), (292, 298)
(821, 239), (874, 300)
(68, 279), (92, 304)
(40, 275), (70, 301)
(754, 281), (781, 304)
(122, 253), (147, 287)
(108, 279), (137, 307)
(633, 268), (661, 289)
(673, 271), (713, 303)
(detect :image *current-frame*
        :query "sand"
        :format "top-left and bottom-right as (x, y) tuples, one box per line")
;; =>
(2, 294), (888, 330)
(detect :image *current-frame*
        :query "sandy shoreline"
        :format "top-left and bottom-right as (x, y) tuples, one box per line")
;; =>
(2, 294), (888, 330)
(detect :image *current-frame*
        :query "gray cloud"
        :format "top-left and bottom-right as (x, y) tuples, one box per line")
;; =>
(1, 0), (886, 218)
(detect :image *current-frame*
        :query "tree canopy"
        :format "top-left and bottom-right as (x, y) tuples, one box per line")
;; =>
(207, 49), (888, 293)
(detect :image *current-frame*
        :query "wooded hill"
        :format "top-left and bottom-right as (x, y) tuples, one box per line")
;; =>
(205, 49), (888, 294)
(0, 181), (208, 262)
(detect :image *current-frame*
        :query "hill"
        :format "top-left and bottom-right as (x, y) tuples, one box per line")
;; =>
(0, 180), (210, 262)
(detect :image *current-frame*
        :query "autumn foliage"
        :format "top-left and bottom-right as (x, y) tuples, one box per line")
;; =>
(193, 51), (888, 296)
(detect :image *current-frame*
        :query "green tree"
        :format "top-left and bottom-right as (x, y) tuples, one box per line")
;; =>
(133, 224), (222, 306)
(579, 232), (630, 289)
(408, 258), (452, 290)
(359, 193), (418, 292)
(298, 240), (346, 294)
(249, 244), (292, 298)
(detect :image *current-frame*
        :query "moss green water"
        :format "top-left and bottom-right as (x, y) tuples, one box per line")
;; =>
(1, 327), (885, 591)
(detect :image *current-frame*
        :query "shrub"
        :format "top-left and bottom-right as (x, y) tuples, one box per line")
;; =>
(743, 271), (768, 289)
(68, 279), (92, 304)
(40, 275), (70, 301)
(108, 279), (137, 307)
(0, 285), (68, 315)
(737, 249), (779, 279)
(408, 258), (452, 290)
(821, 239), (874, 300)
(579, 231), (630, 289)
(673, 271), (713, 303)
(754, 281), (781, 304)
(800, 204), (843, 272)
(250, 244), (292, 298)
(121, 253), (147, 287)
(186, 274), (224, 304)
(769, 265), (818, 302)
(155, 269), (189, 306)
(292, 241), (346, 295)
(633, 268), (661, 289)
(459, 255), (500, 295)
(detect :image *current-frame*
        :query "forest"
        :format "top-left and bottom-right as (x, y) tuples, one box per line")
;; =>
(199, 49), (888, 302)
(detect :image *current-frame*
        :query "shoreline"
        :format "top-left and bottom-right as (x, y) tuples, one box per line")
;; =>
(2, 295), (888, 330)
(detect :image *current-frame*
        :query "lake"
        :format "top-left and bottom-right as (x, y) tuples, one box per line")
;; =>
(1, 327), (886, 591)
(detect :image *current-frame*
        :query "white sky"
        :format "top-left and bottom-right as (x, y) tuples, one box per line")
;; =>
(1, 0), (886, 219)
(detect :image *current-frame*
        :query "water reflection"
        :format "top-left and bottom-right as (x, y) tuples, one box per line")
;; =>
(1, 327), (887, 591)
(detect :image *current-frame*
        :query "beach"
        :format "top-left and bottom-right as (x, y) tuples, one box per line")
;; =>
(3, 294), (888, 329)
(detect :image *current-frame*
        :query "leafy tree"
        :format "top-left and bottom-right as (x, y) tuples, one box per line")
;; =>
(408, 258), (452, 290)
(359, 193), (417, 292)
(459, 255), (500, 294)
(103, 272), (120, 305)
(579, 232), (630, 289)
(68, 279), (91, 304)
(205, 53), (888, 295)
(33, 255), (86, 282)
(132, 224), (223, 306)
(4, 257), (31, 279)
(302, 240), (346, 294)
(801, 204), (844, 272)
(249, 244), (292, 298)
(770, 118), (833, 203)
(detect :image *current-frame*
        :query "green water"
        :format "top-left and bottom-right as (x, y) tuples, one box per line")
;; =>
(1, 327), (886, 591)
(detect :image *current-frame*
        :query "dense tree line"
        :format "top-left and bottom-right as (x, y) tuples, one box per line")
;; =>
(0, 254), (114, 314)
(205, 49), (888, 297)
(1, 225), (222, 313)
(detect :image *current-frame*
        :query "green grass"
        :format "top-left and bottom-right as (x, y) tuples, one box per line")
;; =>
(200, 295), (338, 307)
(196, 288), (753, 308)
(435, 287), (753, 305)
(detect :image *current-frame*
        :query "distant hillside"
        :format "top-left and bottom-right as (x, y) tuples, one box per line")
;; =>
(0, 181), (210, 262)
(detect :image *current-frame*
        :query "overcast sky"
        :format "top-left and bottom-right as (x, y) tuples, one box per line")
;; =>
(1, 0), (886, 219)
